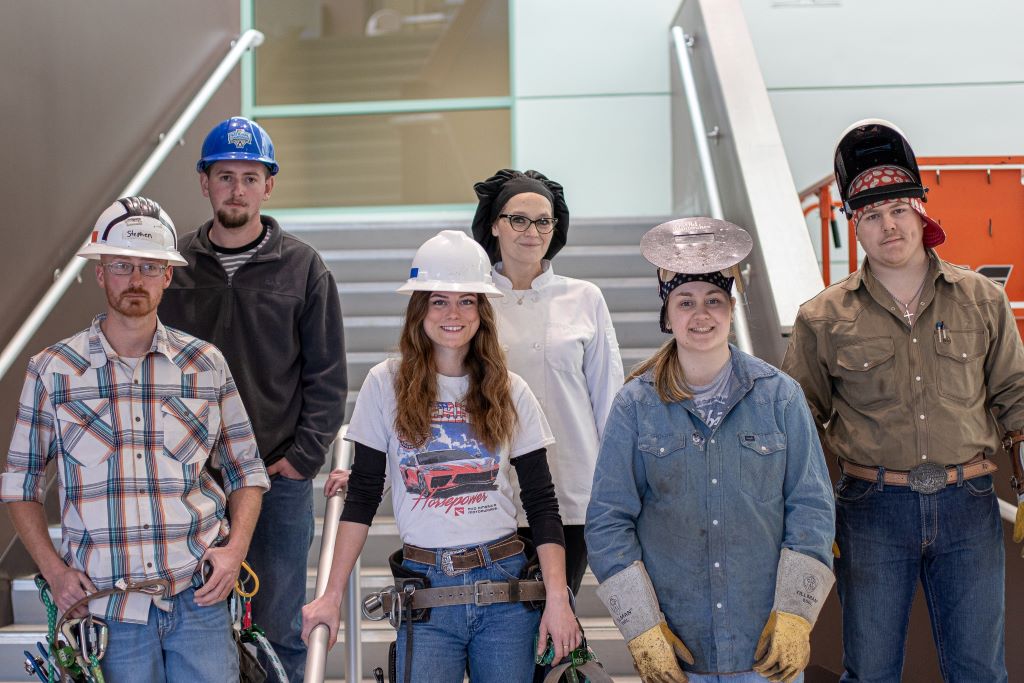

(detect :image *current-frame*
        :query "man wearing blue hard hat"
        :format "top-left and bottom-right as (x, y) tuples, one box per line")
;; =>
(160, 116), (347, 681)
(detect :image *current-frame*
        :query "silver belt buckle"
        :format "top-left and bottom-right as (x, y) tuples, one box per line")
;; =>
(908, 461), (948, 495)
(440, 548), (469, 577)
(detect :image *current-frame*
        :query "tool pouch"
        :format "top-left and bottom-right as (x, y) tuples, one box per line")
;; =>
(517, 534), (545, 611)
(388, 548), (432, 622)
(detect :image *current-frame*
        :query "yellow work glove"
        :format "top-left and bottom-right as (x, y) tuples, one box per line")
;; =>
(626, 621), (695, 683)
(752, 610), (811, 683)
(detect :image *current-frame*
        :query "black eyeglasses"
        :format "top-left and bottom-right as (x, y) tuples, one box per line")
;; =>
(499, 214), (558, 234)
(103, 262), (168, 278)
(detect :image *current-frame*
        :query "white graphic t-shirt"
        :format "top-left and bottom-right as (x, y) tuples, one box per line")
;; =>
(346, 358), (555, 548)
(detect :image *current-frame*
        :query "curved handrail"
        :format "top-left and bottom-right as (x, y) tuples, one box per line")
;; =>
(304, 426), (360, 683)
(670, 26), (753, 354)
(0, 29), (265, 382)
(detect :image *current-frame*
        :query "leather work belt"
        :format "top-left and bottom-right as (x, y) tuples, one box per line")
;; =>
(381, 579), (546, 611)
(403, 536), (524, 576)
(840, 454), (997, 495)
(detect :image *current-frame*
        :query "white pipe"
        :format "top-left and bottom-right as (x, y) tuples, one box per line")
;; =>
(0, 29), (265, 381)
(671, 26), (753, 355)
(304, 426), (359, 683)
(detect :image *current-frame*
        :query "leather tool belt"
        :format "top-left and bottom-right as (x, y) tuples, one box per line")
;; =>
(840, 454), (997, 495)
(380, 578), (546, 612)
(403, 535), (524, 576)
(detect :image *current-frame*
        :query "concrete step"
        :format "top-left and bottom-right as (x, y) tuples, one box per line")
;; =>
(0, 617), (631, 680)
(322, 246), (653, 284)
(338, 276), (658, 317)
(285, 218), (663, 252)
(341, 310), (661, 353)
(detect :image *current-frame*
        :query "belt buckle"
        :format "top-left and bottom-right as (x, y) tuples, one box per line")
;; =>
(473, 580), (495, 606)
(440, 548), (469, 577)
(908, 461), (947, 495)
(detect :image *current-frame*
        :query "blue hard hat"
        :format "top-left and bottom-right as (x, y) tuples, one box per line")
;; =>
(196, 116), (279, 175)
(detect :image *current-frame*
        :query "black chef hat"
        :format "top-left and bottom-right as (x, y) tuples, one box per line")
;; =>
(471, 169), (570, 264)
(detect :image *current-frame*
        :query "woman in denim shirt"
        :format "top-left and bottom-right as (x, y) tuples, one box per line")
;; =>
(585, 218), (835, 683)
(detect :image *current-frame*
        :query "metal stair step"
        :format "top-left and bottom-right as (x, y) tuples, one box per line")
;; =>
(0, 617), (631, 679)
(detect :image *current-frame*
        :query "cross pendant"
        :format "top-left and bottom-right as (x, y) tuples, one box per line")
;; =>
(903, 308), (915, 324)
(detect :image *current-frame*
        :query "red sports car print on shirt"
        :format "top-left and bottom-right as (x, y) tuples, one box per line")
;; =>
(400, 448), (500, 497)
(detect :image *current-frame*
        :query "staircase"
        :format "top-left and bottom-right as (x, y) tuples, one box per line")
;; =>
(0, 216), (665, 681)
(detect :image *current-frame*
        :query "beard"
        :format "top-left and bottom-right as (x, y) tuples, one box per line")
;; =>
(216, 206), (252, 229)
(107, 287), (158, 318)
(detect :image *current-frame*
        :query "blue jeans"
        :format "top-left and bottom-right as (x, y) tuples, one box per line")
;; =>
(835, 473), (1007, 683)
(100, 588), (237, 682)
(394, 543), (541, 683)
(246, 474), (314, 683)
(688, 674), (801, 683)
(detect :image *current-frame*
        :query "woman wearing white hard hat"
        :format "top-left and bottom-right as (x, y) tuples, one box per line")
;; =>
(300, 231), (579, 682)
(585, 218), (835, 683)
(470, 169), (624, 604)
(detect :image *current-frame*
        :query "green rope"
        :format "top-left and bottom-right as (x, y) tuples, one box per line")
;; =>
(88, 653), (104, 683)
(34, 576), (59, 683)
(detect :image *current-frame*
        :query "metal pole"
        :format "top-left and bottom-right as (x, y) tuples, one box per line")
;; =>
(0, 29), (265, 381)
(304, 427), (360, 683)
(671, 26), (753, 354)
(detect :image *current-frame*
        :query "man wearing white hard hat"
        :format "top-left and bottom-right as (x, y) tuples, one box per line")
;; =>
(1, 197), (269, 682)
(783, 120), (1024, 682)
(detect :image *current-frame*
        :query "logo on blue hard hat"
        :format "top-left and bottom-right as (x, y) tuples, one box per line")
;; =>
(227, 129), (253, 149)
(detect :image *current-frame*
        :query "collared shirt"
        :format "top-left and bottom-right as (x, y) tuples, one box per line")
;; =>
(492, 261), (624, 524)
(782, 255), (1024, 469)
(1, 316), (269, 623)
(586, 347), (834, 673)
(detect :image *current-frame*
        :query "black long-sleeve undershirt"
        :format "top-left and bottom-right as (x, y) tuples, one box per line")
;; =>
(339, 442), (564, 548)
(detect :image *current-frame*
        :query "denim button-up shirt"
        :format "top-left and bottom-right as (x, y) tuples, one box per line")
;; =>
(585, 347), (835, 674)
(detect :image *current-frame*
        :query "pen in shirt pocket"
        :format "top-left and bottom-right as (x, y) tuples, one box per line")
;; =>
(936, 321), (950, 343)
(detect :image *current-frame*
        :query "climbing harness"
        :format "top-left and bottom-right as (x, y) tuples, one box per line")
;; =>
(229, 561), (288, 683)
(24, 575), (168, 683)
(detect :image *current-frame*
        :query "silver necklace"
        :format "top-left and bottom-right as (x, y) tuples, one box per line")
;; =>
(879, 275), (928, 326)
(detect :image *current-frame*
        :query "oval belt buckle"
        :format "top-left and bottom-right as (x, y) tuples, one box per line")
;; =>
(908, 461), (947, 495)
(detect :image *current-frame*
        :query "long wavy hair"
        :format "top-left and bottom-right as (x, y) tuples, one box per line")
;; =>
(394, 291), (517, 451)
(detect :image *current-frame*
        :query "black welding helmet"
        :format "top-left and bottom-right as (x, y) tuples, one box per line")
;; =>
(834, 119), (927, 215)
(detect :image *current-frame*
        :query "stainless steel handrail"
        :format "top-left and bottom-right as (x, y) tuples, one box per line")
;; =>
(0, 29), (265, 382)
(304, 426), (360, 683)
(670, 25), (753, 355)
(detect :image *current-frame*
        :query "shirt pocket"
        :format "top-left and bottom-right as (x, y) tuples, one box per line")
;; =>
(638, 432), (690, 495)
(161, 396), (218, 465)
(738, 431), (786, 502)
(834, 337), (898, 409)
(55, 398), (115, 468)
(934, 329), (986, 401)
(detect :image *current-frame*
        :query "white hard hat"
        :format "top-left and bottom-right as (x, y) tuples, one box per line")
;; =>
(397, 230), (502, 297)
(77, 197), (188, 266)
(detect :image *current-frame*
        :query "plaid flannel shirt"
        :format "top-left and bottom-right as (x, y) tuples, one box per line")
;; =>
(1, 315), (269, 623)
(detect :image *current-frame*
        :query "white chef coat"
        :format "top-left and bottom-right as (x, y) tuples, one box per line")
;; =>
(492, 261), (624, 524)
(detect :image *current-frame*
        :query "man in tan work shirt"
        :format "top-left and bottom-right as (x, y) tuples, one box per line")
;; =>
(783, 119), (1024, 683)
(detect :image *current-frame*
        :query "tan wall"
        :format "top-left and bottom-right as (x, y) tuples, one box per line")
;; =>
(0, 1), (244, 587)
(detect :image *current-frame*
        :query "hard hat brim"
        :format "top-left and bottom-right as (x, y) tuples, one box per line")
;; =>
(197, 153), (279, 176)
(396, 280), (503, 297)
(77, 242), (188, 267)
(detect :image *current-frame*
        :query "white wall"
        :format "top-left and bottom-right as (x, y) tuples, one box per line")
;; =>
(741, 0), (1024, 191)
(511, 0), (680, 217)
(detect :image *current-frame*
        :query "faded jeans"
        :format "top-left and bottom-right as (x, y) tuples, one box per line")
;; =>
(394, 545), (541, 682)
(246, 474), (315, 683)
(101, 588), (237, 682)
(835, 473), (1007, 683)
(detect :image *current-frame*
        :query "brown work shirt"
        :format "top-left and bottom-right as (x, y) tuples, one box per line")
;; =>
(782, 253), (1024, 469)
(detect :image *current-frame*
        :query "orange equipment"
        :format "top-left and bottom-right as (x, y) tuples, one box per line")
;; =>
(801, 156), (1024, 338)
